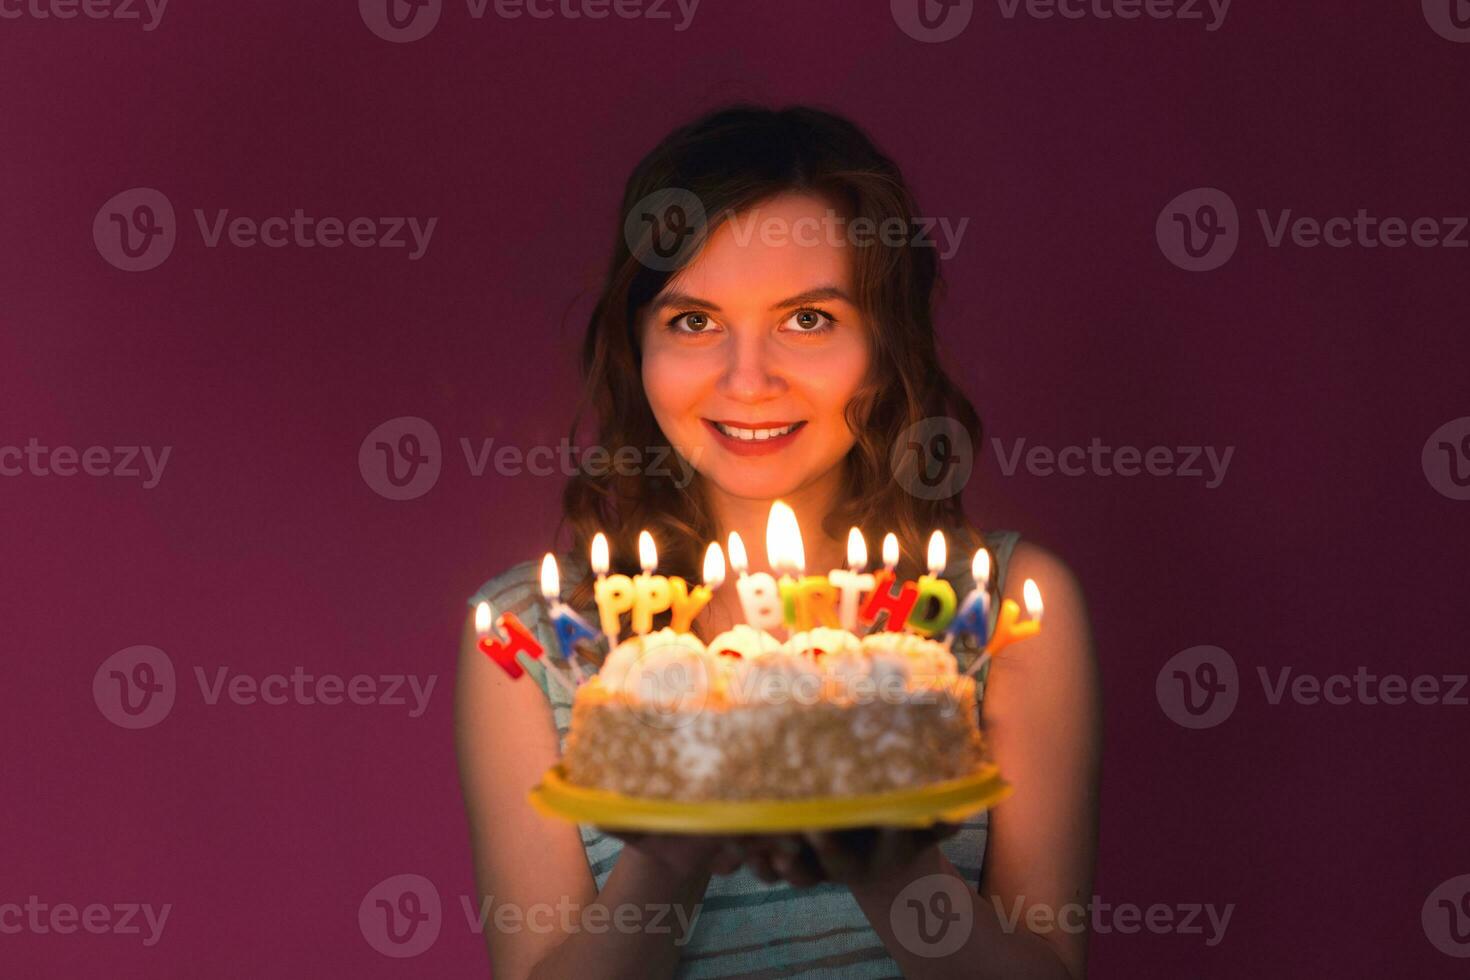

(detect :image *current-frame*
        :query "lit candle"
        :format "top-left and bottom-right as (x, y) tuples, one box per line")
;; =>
(668, 542), (723, 632)
(729, 530), (782, 631)
(766, 501), (804, 629)
(963, 578), (1044, 678)
(859, 532), (920, 632)
(946, 547), (992, 650)
(829, 527), (875, 631)
(541, 553), (597, 682)
(591, 534), (634, 644)
(475, 600), (547, 680)
(631, 530), (672, 635)
(907, 531), (958, 636)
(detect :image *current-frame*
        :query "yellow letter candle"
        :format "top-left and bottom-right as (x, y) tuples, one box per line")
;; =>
(631, 530), (672, 635)
(669, 542), (724, 632)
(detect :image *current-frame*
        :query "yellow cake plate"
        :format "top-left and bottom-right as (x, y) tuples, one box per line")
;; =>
(528, 764), (1012, 834)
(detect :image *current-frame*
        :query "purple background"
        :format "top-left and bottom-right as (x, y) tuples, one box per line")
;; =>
(4, 2), (1469, 976)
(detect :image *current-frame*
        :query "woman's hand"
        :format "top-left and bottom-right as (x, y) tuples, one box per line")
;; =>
(598, 830), (747, 880)
(736, 824), (961, 889)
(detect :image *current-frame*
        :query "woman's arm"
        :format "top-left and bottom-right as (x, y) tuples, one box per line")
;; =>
(454, 613), (720, 980)
(843, 540), (1102, 978)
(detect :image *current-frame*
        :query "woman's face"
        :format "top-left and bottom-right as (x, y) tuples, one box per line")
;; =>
(641, 193), (871, 504)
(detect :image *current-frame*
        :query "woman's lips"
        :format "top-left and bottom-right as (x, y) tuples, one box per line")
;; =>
(702, 419), (807, 457)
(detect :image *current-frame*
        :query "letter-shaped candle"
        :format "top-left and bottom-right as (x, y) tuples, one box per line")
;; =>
(946, 547), (992, 649)
(591, 532), (634, 642)
(631, 530), (671, 634)
(829, 527), (875, 631)
(475, 600), (545, 679)
(729, 531), (783, 630)
(669, 542), (723, 632)
(984, 579), (1044, 656)
(859, 533), (919, 631)
(906, 531), (958, 636)
(541, 553), (598, 676)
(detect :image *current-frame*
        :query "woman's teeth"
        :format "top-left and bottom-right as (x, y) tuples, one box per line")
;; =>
(713, 421), (799, 442)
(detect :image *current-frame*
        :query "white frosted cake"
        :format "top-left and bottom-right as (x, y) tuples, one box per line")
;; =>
(562, 626), (986, 800)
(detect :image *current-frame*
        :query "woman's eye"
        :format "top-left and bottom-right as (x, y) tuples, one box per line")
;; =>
(669, 312), (716, 334)
(782, 309), (837, 334)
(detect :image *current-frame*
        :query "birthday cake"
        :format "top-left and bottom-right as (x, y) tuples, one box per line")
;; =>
(561, 625), (987, 801)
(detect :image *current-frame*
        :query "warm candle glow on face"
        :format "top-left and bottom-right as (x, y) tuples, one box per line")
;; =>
(882, 533), (899, 572)
(638, 530), (657, 573)
(972, 548), (991, 590)
(846, 527), (867, 572)
(765, 500), (804, 576)
(727, 531), (749, 576)
(540, 552), (560, 600)
(474, 601), (492, 637)
(590, 533), (609, 577)
(1024, 578), (1043, 621)
(703, 542), (726, 591)
(926, 531), (946, 577)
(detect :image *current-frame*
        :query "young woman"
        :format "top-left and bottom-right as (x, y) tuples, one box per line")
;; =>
(456, 105), (1101, 979)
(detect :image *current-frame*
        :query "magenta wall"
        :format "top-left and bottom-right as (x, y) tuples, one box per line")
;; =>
(4, 2), (1469, 976)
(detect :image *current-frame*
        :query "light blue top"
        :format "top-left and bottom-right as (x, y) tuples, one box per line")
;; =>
(469, 531), (1021, 978)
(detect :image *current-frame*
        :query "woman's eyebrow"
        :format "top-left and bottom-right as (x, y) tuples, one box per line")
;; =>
(650, 285), (853, 311)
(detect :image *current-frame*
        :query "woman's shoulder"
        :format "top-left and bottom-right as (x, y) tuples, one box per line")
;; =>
(466, 552), (590, 619)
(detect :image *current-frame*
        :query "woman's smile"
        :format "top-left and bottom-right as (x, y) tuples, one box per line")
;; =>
(702, 418), (808, 456)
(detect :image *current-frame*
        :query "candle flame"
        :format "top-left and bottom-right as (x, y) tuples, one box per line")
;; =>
(846, 527), (867, 572)
(766, 500), (805, 576)
(590, 532), (609, 577)
(1023, 578), (1043, 621)
(728, 531), (749, 575)
(926, 530), (946, 576)
(474, 601), (492, 637)
(540, 552), (560, 600)
(703, 542), (726, 591)
(638, 530), (657, 573)
(882, 532), (899, 571)
(972, 548), (991, 589)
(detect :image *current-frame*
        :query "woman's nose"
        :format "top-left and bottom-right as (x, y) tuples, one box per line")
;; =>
(718, 332), (787, 401)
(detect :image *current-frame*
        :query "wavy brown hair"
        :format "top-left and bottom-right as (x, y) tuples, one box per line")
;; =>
(562, 104), (983, 606)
